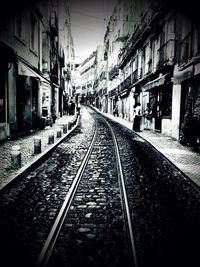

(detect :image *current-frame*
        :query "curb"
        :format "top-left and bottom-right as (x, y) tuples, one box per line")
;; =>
(89, 105), (200, 188)
(0, 115), (80, 192)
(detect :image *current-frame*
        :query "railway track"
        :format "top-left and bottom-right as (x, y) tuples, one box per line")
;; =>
(37, 112), (137, 267)
(1, 105), (200, 267)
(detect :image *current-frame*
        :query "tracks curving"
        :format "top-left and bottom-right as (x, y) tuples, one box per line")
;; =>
(1, 105), (200, 267)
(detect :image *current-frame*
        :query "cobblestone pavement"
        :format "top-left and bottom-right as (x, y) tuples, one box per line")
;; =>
(96, 109), (200, 187)
(1, 106), (200, 267)
(0, 114), (77, 190)
(0, 107), (199, 189)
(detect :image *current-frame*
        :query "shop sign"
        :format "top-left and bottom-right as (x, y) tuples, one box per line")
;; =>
(42, 82), (51, 113)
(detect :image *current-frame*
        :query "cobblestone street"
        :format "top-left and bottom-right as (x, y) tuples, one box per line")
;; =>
(0, 105), (200, 267)
(98, 109), (200, 186)
(0, 106), (200, 191)
(0, 1), (200, 266)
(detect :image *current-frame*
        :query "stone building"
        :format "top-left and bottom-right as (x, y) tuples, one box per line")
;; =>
(0, 0), (74, 140)
(93, 0), (200, 147)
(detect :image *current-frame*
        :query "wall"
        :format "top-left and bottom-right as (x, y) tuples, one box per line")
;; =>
(171, 84), (182, 139)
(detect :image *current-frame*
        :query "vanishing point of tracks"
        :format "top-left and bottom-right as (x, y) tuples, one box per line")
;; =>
(37, 110), (137, 267)
(1, 105), (200, 267)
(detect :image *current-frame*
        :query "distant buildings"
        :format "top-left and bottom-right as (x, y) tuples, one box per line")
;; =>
(74, 51), (96, 104)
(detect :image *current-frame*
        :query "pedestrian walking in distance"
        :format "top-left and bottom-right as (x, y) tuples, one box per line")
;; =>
(133, 103), (142, 132)
(144, 102), (152, 130)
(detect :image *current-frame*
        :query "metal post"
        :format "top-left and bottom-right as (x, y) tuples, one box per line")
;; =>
(56, 127), (62, 138)
(34, 136), (41, 154)
(48, 130), (54, 144)
(63, 124), (68, 134)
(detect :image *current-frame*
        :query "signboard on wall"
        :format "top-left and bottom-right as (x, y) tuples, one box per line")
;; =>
(42, 81), (51, 115)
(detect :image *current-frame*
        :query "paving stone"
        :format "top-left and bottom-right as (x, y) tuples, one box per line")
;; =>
(97, 109), (200, 186)
(78, 227), (90, 233)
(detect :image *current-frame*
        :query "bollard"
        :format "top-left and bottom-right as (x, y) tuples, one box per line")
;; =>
(56, 127), (62, 138)
(34, 136), (41, 154)
(11, 145), (21, 169)
(63, 124), (68, 134)
(60, 125), (64, 133)
(48, 130), (54, 144)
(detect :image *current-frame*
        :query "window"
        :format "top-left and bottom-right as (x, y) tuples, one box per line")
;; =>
(162, 86), (172, 117)
(16, 15), (22, 37)
(15, 14), (24, 41)
(192, 26), (200, 57)
(30, 13), (38, 52)
(179, 18), (192, 63)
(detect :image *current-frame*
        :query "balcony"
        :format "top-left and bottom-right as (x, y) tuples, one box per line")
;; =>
(131, 70), (138, 84)
(93, 78), (99, 89)
(108, 87), (118, 97)
(118, 75), (132, 93)
(100, 71), (106, 81)
(50, 11), (58, 37)
(63, 69), (71, 80)
(139, 11), (152, 39)
(109, 65), (119, 80)
(51, 63), (58, 83)
(118, 26), (141, 68)
(157, 39), (176, 70)
(179, 34), (192, 65)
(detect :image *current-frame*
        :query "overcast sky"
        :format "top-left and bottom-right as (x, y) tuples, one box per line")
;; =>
(69, 0), (118, 63)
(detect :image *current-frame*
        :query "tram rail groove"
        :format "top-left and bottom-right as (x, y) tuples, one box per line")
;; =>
(104, 118), (139, 267)
(37, 112), (138, 267)
(90, 105), (199, 188)
(1, 106), (199, 267)
(36, 121), (98, 267)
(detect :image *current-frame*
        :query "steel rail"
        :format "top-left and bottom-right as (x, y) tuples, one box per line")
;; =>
(36, 121), (98, 267)
(104, 118), (139, 267)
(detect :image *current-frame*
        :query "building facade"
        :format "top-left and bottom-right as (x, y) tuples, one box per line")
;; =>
(0, 0), (74, 140)
(91, 0), (200, 147)
(77, 51), (97, 105)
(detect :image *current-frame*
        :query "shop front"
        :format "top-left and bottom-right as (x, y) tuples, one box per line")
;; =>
(179, 78), (200, 147)
(143, 73), (172, 133)
(0, 42), (17, 140)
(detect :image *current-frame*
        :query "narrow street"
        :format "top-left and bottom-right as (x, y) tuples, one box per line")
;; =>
(0, 106), (200, 267)
(0, 1), (200, 267)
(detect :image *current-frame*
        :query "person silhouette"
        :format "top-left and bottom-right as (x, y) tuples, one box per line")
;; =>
(132, 103), (142, 132)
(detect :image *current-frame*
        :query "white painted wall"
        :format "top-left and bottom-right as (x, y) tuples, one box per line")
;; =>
(171, 84), (182, 140)
(162, 118), (172, 136)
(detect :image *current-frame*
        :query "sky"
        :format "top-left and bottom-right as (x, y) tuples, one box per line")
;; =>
(69, 0), (118, 64)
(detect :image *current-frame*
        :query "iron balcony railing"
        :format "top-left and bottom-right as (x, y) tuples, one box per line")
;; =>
(100, 71), (106, 81)
(117, 74), (132, 93)
(179, 33), (192, 64)
(109, 65), (119, 80)
(157, 39), (176, 69)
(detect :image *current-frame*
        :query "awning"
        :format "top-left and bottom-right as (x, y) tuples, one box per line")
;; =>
(173, 66), (193, 84)
(18, 61), (46, 80)
(17, 58), (59, 88)
(143, 74), (167, 91)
